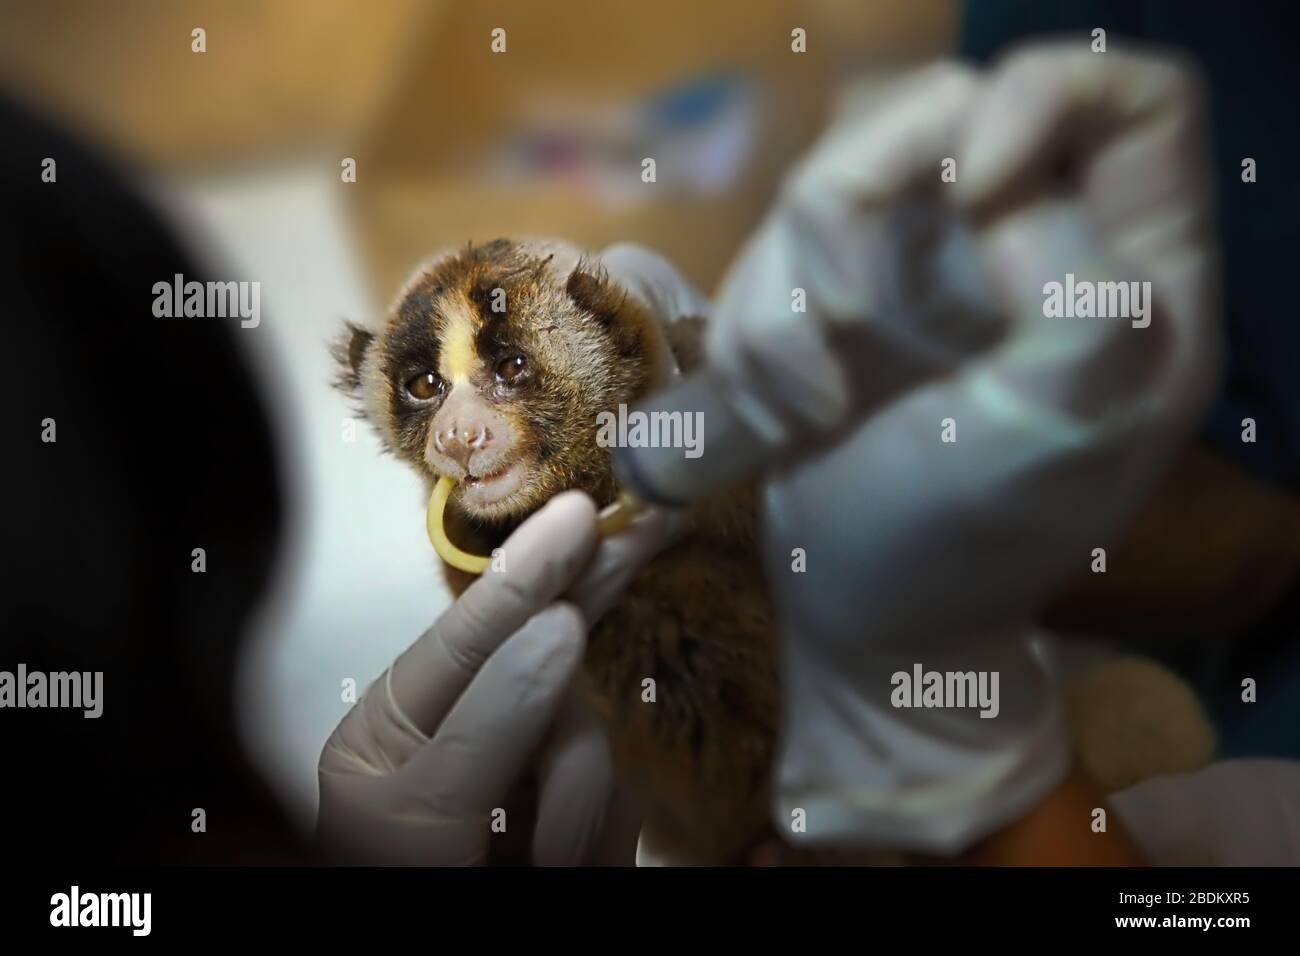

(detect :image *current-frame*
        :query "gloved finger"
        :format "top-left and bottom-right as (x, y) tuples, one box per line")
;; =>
(397, 602), (587, 818)
(319, 666), (433, 778)
(387, 491), (598, 736)
(530, 678), (617, 866)
(954, 46), (1218, 414)
(782, 62), (978, 212)
(706, 64), (980, 440)
(953, 46), (1207, 222)
(567, 504), (693, 625)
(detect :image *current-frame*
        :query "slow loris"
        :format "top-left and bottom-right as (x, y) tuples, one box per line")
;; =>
(335, 238), (779, 862)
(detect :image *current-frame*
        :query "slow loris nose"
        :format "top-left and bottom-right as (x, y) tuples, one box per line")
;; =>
(433, 420), (493, 470)
(428, 385), (502, 474)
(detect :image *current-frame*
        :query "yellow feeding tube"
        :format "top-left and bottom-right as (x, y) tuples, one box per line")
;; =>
(427, 476), (644, 575)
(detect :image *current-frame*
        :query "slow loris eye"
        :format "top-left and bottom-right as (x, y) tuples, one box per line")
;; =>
(495, 355), (527, 384)
(405, 371), (444, 401)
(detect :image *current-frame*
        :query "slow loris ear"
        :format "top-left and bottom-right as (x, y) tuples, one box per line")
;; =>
(331, 321), (375, 394)
(567, 259), (658, 367)
(566, 260), (628, 324)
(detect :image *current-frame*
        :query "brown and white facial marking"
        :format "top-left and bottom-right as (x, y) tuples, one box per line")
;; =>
(335, 239), (664, 524)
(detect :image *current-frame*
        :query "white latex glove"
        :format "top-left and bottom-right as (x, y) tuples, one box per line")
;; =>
(706, 49), (1220, 854)
(317, 491), (688, 865)
(1112, 760), (1300, 866)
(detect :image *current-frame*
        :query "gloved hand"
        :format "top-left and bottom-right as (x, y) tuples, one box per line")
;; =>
(317, 490), (689, 865)
(705, 48), (1220, 853)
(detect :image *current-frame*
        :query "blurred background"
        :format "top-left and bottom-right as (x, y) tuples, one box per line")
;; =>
(0, 0), (956, 831)
(6, 0), (1298, 841)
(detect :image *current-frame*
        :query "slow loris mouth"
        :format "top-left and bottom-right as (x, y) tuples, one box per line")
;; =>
(456, 458), (530, 510)
(463, 466), (509, 486)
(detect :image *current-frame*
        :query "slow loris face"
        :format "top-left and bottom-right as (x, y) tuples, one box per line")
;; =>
(335, 239), (664, 524)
